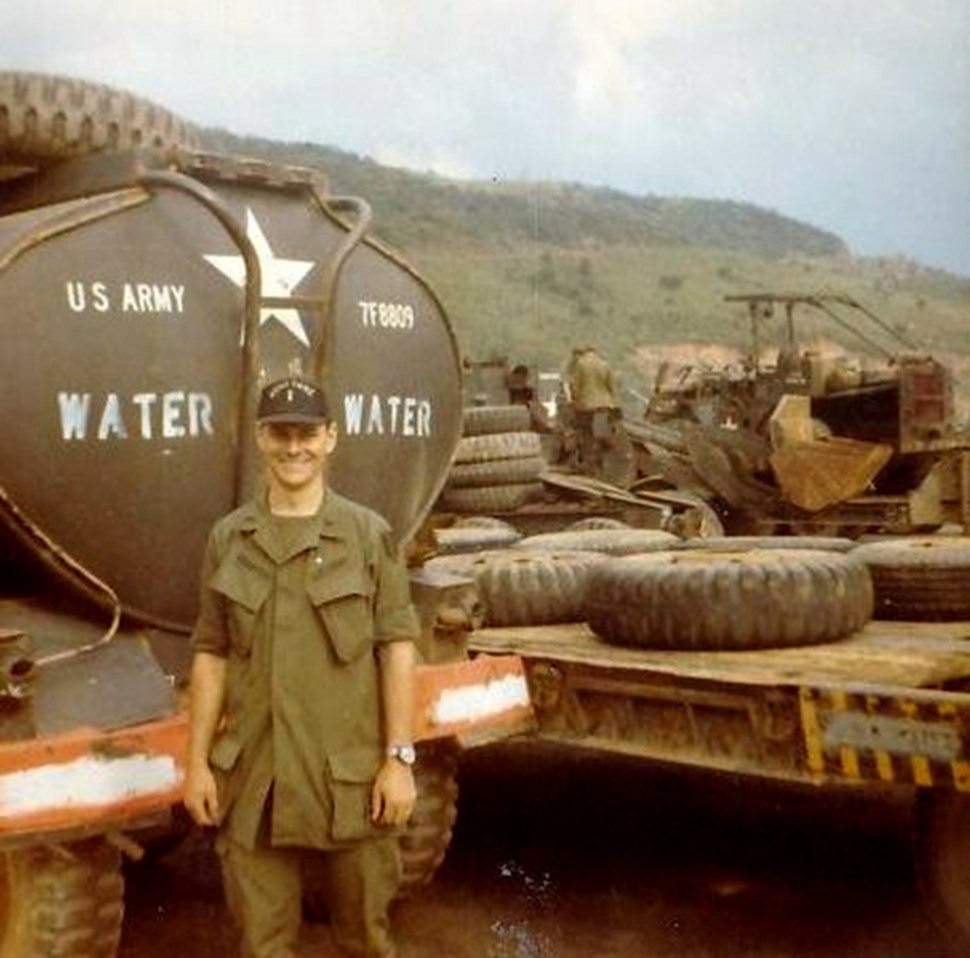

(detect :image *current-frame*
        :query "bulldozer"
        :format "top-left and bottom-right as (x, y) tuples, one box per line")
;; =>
(627, 292), (970, 536)
(0, 71), (531, 955)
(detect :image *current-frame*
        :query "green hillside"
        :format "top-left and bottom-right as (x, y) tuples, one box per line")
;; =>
(204, 130), (970, 402)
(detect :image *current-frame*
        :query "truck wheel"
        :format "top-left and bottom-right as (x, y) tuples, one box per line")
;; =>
(426, 548), (607, 626)
(851, 537), (970, 620)
(462, 404), (532, 436)
(585, 549), (873, 650)
(0, 70), (199, 169)
(398, 742), (460, 896)
(515, 528), (679, 556)
(453, 431), (543, 465)
(914, 790), (970, 956)
(0, 838), (124, 957)
(448, 456), (547, 488)
(440, 482), (544, 513)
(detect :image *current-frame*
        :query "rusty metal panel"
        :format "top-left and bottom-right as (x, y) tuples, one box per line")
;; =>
(413, 655), (534, 744)
(0, 713), (186, 840)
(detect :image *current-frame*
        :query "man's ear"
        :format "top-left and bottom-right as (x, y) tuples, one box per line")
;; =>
(323, 421), (338, 454)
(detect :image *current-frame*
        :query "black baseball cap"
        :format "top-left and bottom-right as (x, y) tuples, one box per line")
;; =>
(257, 377), (331, 424)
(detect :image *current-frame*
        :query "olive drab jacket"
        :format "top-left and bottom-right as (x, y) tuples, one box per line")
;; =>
(565, 348), (620, 412)
(190, 490), (419, 851)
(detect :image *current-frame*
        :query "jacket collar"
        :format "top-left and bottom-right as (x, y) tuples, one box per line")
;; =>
(238, 489), (350, 564)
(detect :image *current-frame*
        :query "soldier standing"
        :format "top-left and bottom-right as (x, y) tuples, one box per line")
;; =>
(184, 376), (418, 958)
(563, 344), (621, 476)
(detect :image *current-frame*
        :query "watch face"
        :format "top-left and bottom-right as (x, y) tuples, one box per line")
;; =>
(391, 745), (416, 765)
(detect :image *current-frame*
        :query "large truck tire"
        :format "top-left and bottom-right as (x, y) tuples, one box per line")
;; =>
(914, 790), (970, 957)
(434, 523), (523, 555)
(447, 456), (547, 488)
(398, 742), (460, 896)
(426, 548), (607, 626)
(0, 70), (199, 169)
(453, 431), (543, 465)
(462, 404), (532, 437)
(674, 535), (856, 554)
(851, 536), (970, 621)
(515, 527), (679, 556)
(585, 548), (873, 651)
(439, 482), (544, 513)
(0, 838), (124, 957)
(567, 517), (630, 531)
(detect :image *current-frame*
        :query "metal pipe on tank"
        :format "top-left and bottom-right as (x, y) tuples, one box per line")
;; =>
(138, 169), (263, 505)
(308, 190), (372, 381)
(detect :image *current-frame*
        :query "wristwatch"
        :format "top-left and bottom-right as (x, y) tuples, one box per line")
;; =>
(386, 744), (417, 766)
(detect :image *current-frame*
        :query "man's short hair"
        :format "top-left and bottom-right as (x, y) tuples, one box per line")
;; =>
(257, 377), (331, 425)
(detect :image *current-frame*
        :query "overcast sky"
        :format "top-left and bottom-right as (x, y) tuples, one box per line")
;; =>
(5, 0), (969, 275)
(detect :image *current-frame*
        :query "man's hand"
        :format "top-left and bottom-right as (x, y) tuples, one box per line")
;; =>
(183, 761), (221, 827)
(371, 759), (416, 828)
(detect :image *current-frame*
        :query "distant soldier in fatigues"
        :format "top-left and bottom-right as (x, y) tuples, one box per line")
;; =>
(563, 345), (622, 477)
(184, 376), (418, 958)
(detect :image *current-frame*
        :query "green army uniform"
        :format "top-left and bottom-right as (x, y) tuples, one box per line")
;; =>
(191, 489), (420, 957)
(565, 347), (621, 476)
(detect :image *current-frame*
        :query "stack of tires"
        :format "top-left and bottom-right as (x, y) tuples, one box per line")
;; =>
(851, 535), (970, 621)
(439, 404), (547, 515)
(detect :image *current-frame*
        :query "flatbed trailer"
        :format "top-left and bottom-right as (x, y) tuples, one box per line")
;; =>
(469, 618), (970, 954)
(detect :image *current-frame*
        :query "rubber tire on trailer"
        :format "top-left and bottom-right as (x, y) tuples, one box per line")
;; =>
(851, 536), (970, 621)
(0, 838), (124, 957)
(453, 432), (542, 465)
(439, 482), (544, 514)
(447, 456), (547, 488)
(451, 516), (520, 532)
(674, 535), (856, 554)
(425, 548), (607, 626)
(462, 404), (532, 437)
(434, 523), (523, 554)
(0, 71), (199, 168)
(515, 528), (679, 556)
(913, 790), (970, 957)
(585, 549), (873, 651)
(398, 742), (460, 896)
(567, 517), (630, 531)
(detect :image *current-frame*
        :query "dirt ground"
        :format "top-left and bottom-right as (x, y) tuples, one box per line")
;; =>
(119, 741), (951, 957)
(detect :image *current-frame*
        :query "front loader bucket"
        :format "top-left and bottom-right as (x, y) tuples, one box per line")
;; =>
(770, 437), (893, 512)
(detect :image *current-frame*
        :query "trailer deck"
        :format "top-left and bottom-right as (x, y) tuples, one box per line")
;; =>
(469, 621), (970, 791)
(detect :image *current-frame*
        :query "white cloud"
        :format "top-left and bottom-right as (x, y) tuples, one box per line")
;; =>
(0, 0), (967, 273)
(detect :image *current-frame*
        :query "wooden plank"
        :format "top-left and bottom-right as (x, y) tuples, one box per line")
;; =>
(468, 621), (970, 691)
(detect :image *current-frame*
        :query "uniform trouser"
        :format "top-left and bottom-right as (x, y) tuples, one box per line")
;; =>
(217, 828), (401, 957)
(574, 408), (617, 474)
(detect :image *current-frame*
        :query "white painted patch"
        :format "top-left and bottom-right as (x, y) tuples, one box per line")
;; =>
(0, 754), (180, 817)
(431, 674), (531, 726)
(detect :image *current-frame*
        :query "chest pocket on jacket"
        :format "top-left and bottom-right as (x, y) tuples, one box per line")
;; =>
(306, 571), (375, 663)
(210, 556), (272, 658)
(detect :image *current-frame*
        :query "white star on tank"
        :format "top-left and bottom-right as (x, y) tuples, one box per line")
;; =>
(204, 208), (316, 347)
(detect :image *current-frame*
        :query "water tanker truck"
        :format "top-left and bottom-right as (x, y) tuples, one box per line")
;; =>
(0, 72), (530, 956)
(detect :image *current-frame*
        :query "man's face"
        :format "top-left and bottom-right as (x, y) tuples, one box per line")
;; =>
(256, 421), (337, 493)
